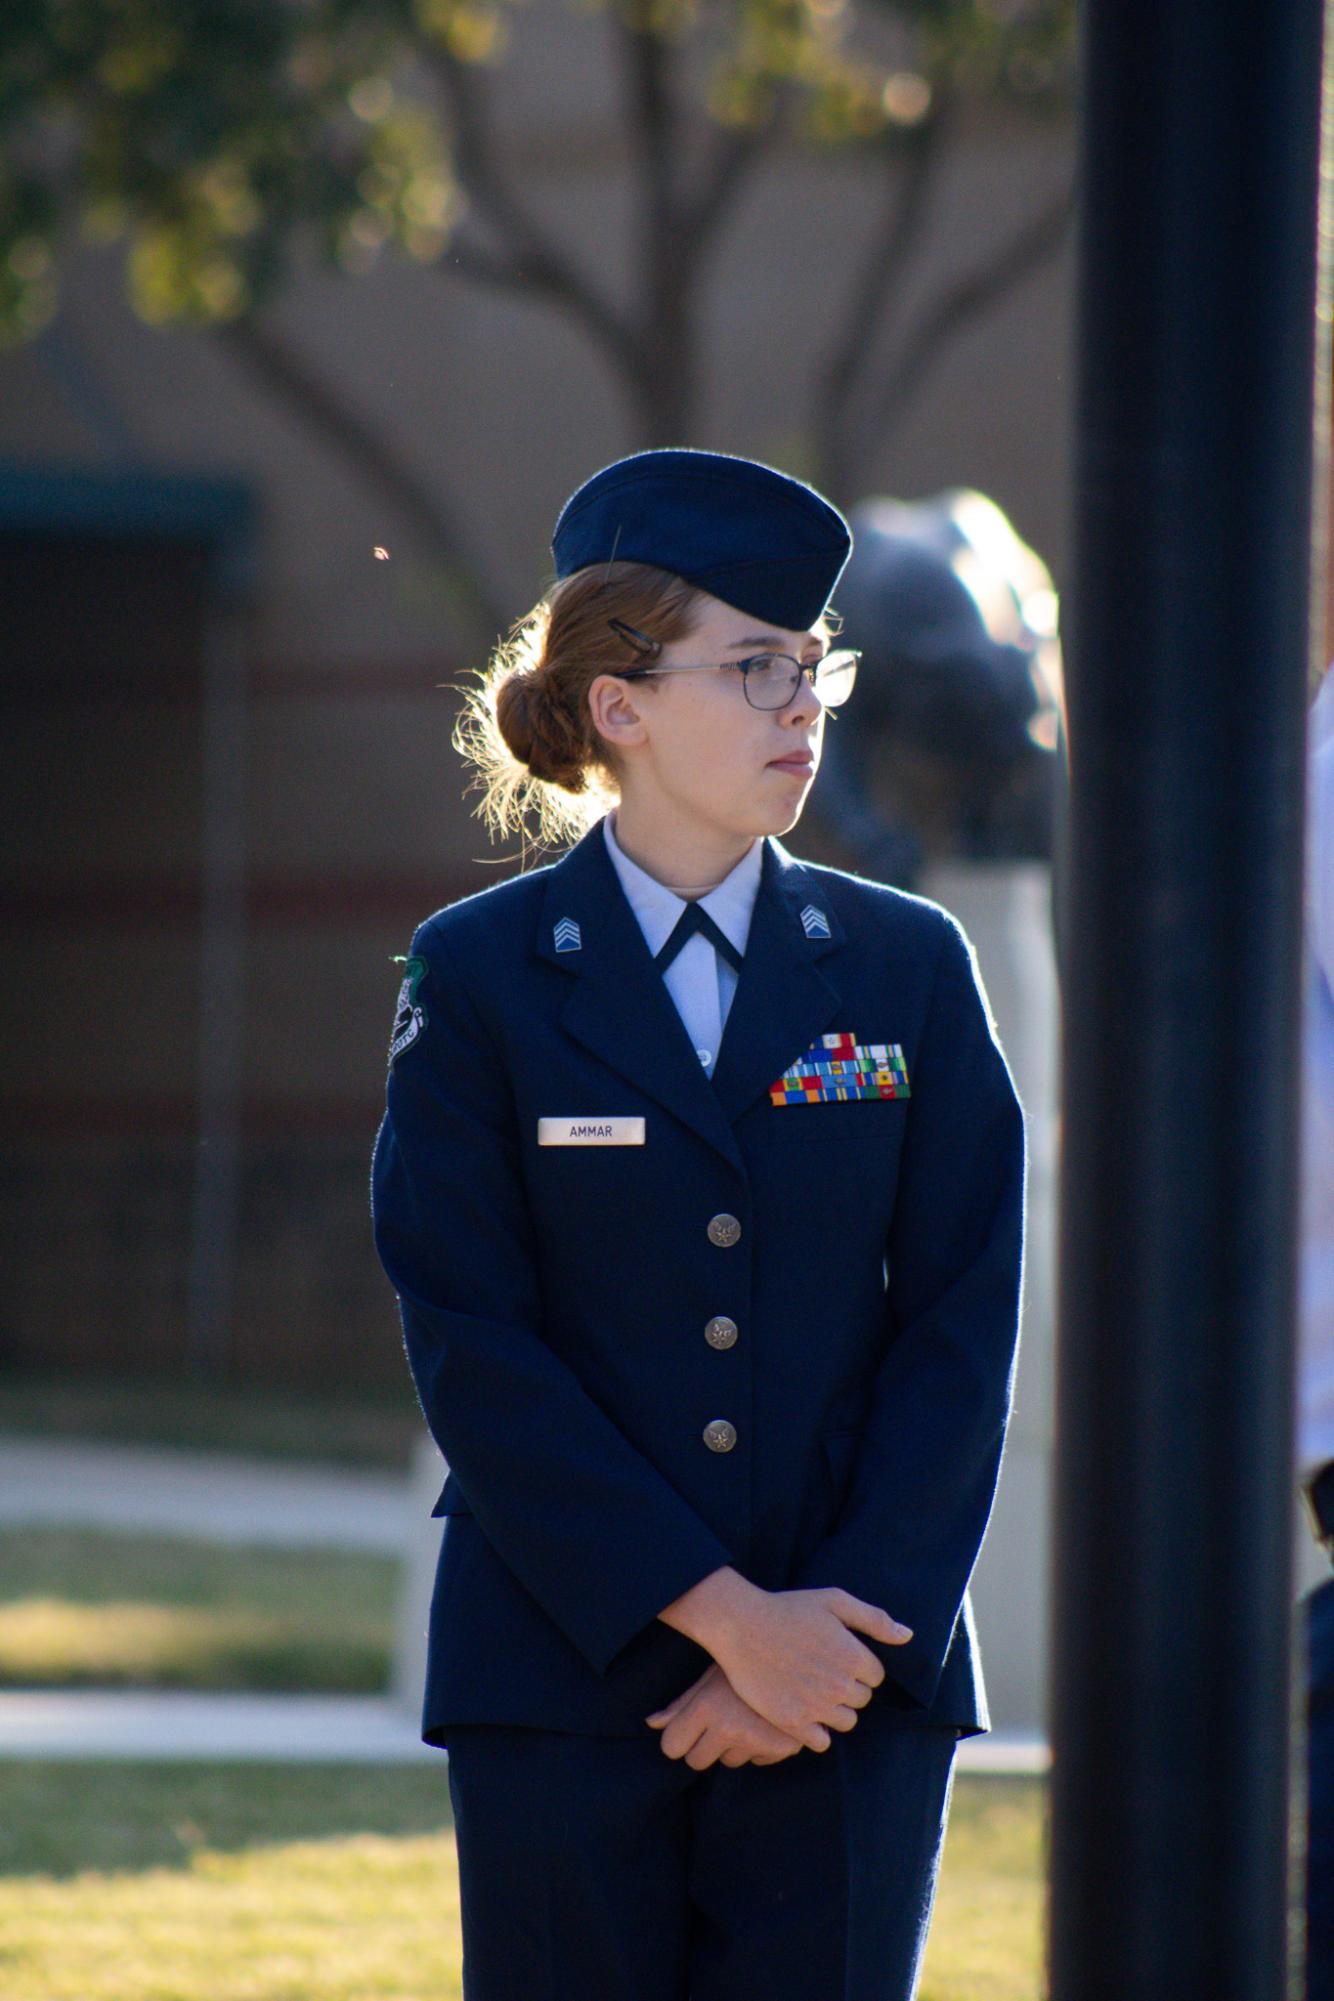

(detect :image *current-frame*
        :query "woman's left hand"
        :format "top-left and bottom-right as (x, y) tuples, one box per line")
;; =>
(645, 1661), (808, 1768)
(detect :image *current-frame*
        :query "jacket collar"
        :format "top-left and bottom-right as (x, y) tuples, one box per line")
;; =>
(535, 814), (847, 1171)
(600, 807), (764, 962)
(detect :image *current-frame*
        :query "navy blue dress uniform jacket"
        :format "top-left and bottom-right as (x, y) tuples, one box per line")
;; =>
(370, 815), (1026, 1748)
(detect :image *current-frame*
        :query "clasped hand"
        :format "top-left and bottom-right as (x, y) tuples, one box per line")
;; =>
(645, 1585), (912, 1770)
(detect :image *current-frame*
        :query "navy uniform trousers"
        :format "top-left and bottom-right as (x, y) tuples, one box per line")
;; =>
(441, 1718), (959, 2001)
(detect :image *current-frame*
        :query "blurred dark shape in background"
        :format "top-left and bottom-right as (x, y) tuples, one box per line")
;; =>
(812, 489), (1066, 891)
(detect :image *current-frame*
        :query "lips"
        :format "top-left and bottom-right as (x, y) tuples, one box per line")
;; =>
(767, 752), (814, 772)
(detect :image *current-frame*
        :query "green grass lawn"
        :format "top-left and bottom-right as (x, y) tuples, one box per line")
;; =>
(0, 1763), (1048, 2000)
(0, 1370), (421, 1469)
(0, 1370), (1049, 1991)
(0, 1530), (397, 1692)
(922, 1774), (1049, 2000)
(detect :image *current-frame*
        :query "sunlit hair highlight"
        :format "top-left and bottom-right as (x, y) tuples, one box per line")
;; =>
(452, 559), (841, 859)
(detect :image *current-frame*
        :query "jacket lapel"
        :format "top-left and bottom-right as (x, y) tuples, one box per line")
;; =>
(534, 817), (847, 1171)
(707, 840), (846, 1128)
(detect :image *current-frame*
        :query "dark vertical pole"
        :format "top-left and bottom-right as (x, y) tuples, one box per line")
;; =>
(1049, 4), (1326, 1997)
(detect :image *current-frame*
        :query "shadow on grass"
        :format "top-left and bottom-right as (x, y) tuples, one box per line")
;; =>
(0, 1531), (396, 1693)
(0, 1368), (421, 1470)
(0, 1763), (454, 1879)
(0, 1761), (1049, 1887)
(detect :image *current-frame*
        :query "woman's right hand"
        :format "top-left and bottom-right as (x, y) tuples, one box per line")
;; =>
(707, 1584), (913, 1753)
(645, 1660), (808, 1767)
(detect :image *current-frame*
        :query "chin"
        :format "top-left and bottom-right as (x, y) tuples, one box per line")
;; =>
(750, 802), (804, 837)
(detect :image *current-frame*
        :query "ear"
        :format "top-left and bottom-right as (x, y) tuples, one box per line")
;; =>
(587, 671), (652, 753)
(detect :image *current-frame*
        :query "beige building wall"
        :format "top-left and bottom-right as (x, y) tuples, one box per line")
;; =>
(0, 4), (1073, 1718)
(0, 16), (1076, 1256)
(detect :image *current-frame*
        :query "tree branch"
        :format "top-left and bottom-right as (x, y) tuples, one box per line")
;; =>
(426, 43), (642, 381)
(218, 316), (510, 638)
(862, 176), (1076, 462)
(437, 226), (532, 291)
(679, 114), (779, 252)
(813, 102), (952, 494)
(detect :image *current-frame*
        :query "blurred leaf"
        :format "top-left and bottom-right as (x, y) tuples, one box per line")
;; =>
(0, 0), (1073, 338)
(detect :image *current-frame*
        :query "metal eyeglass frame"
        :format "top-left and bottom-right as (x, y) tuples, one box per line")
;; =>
(604, 618), (859, 712)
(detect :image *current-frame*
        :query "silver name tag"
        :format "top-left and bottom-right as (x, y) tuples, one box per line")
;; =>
(538, 1117), (646, 1146)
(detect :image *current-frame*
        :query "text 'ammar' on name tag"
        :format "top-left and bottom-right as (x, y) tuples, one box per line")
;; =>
(537, 1117), (646, 1146)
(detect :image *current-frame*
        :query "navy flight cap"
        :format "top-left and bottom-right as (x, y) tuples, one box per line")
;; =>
(550, 447), (853, 634)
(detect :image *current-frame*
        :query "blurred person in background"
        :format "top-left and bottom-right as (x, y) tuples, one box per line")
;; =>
(370, 447), (1026, 1999)
(811, 491), (1064, 897)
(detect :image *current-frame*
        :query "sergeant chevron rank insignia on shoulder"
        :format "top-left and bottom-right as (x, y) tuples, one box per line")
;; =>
(799, 903), (832, 939)
(553, 917), (582, 952)
(769, 1032), (911, 1105)
(388, 954), (428, 1067)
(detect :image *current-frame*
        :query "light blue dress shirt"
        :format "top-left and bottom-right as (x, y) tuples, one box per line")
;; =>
(602, 808), (763, 1077)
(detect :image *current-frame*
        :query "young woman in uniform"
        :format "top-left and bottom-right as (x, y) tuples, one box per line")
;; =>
(370, 446), (1026, 2000)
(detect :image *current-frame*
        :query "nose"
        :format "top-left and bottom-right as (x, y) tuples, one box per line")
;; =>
(786, 669), (823, 724)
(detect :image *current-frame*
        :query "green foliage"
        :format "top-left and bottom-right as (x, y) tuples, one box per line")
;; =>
(0, 0), (1074, 341)
(907, 0), (1076, 108)
(0, 0), (459, 338)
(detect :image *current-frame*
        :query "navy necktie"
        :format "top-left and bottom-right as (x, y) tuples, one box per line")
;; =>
(654, 899), (744, 977)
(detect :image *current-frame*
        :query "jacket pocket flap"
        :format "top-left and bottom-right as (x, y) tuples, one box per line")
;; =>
(430, 1471), (473, 1517)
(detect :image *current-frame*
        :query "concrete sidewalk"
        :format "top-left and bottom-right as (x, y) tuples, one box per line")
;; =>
(0, 1689), (1051, 1770)
(0, 1435), (413, 1551)
(0, 1691), (437, 1762)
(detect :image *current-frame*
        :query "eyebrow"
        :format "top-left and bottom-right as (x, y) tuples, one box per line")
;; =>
(725, 634), (829, 655)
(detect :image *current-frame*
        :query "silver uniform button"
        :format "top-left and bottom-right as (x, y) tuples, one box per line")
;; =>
(703, 1419), (737, 1452)
(707, 1212), (741, 1247)
(705, 1316), (738, 1350)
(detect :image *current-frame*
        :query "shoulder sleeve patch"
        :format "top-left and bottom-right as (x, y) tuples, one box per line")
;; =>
(388, 952), (429, 1068)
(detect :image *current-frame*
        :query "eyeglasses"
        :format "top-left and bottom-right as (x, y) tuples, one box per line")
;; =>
(605, 619), (859, 712)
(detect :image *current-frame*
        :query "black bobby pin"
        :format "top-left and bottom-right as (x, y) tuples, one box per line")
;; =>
(608, 618), (661, 657)
(601, 523), (623, 584)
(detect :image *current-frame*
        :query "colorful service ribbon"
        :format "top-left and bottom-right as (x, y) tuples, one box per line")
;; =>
(769, 1032), (911, 1106)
